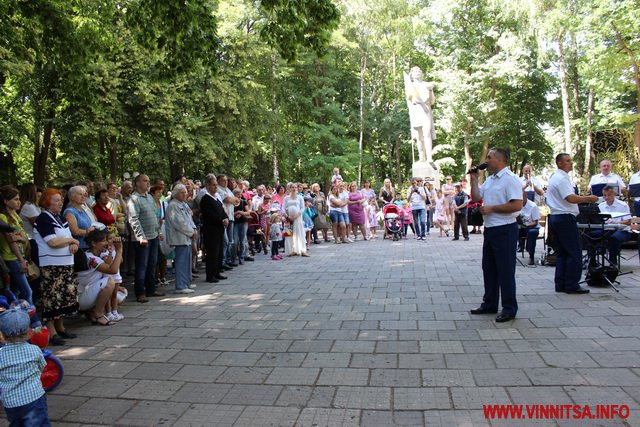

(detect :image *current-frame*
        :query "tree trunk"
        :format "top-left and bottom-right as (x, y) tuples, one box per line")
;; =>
(464, 120), (473, 173)
(584, 87), (594, 176)
(271, 54), (279, 184)
(358, 54), (366, 187)
(387, 143), (393, 183)
(395, 135), (401, 186)
(165, 129), (176, 180)
(34, 108), (55, 187)
(369, 139), (378, 185)
(109, 136), (118, 181)
(570, 32), (583, 174)
(612, 24), (640, 153)
(557, 37), (573, 155)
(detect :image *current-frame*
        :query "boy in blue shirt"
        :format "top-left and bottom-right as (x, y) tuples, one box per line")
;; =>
(0, 307), (51, 426)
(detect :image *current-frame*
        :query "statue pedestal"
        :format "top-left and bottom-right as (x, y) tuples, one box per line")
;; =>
(413, 161), (440, 188)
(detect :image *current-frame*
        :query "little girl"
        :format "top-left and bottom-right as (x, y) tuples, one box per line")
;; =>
(401, 201), (415, 239)
(269, 214), (284, 260)
(302, 198), (315, 251)
(368, 199), (378, 239)
(100, 228), (125, 321)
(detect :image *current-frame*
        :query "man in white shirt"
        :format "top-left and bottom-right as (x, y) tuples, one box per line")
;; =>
(588, 159), (626, 198)
(517, 192), (541, 265)
(470, 148), (523, 323)
(520, 165), (544, 204)
(547, 153), (598, 294)
(595, 186), (634, 265)
(251, 185), (266, 211)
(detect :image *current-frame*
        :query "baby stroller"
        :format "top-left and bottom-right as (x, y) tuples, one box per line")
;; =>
(247, 211), (267, 255)
(0, 290), (64, 392)
(383, 204), (403, 241)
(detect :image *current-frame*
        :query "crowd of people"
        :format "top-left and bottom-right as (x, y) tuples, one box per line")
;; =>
(2, 150), (640, 424)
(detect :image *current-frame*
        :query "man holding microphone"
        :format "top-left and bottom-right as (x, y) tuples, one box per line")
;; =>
(547, 153), (598, 293)
(469, 148), (523, 322)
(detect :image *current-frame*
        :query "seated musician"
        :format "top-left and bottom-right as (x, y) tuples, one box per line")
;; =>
(517, 191), (540, 265)
(591, 185), (634, 265)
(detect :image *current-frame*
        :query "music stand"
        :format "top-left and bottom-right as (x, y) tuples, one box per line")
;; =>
(525, 191), (536, 202)
(577, 208), (622, 291)
(590, 183), (606, 197)
(628, 184), (640, 198)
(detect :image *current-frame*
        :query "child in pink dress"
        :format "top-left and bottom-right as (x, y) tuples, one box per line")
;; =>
(401, 201), (415, 239)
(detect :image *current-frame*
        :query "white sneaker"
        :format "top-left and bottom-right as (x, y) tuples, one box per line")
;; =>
(347, 238), (355, 243)
(175, 288), (195, 294)
(106, 312), (118, 322)
(189, 284), (197, 289)
(111, 311), (125, 321)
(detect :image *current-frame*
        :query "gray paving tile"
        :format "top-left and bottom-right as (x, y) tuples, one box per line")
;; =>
(295, 408), (361, 427)
(333, 386), (392, 409)
(173, 403), (243, 426)
(116, 401), (189, 426)
(233, 406), (300, 427)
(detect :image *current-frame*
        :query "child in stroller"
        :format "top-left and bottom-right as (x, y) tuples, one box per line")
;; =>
(383, 204), (404, 241)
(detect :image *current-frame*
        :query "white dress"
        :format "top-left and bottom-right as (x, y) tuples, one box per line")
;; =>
(434, 195), (447, 222)
(283, 194), (306, 254)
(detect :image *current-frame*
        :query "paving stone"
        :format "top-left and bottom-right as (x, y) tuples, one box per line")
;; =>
(207, 338), (254, 351)
(63, 398), (136, 424)
(445, 354), (496, 369)
(524, 368), (589, 386)
(265, 367), (320, 385)
(422, 410), (489, 427)
(81, 361), (140, 378)
(256, 352), (307, 367)
(171, 383), (233, 403)
(577, 368), (640, 386)
(538, 351), (599, 368)
(393, 387), (452, 409)
(450, 386), (511, 409)
(119, 379), (184, 401)
(369, 369), (421, 387)
(587, 351), (640, 368)
(168, 349), (221, 365)
(333, 387), (392, 409)
(361, 410), (426, 426)
(420, 340), (464, 353)
(220, 384), (283, 406)
(173, 403), (244, 426)
(331, 340), (376, 353)
(124, 362), (183, 380)
(127, 348), (180, 363)
(215, 366), (272, 384)
(116, 401), (190, 426)
(422, 369), (476, 387)
(317, 368), (369, 386)
(295, 408), (361, 427)
(564, 386), (638, 406)
(398, 354), (446, 369)
(472, 368), (531, 386)
(171, 365), (226, 383)
(234, 406), (300, 427)
(507, 385), (573, 405)
(71, 378), (138, 398)
(350, 354), (397, 369)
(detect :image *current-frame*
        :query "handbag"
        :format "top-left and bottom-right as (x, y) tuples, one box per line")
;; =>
(26, 260), (40, 281)
(73, 248), (89, 272)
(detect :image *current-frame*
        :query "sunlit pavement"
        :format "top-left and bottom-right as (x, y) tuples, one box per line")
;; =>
(7, 232), (640, 426)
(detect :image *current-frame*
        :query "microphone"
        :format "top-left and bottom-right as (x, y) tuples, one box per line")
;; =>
(467, 163), (488, 174)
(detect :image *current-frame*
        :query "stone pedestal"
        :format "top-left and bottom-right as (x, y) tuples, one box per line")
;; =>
(412, 161), (440, 188)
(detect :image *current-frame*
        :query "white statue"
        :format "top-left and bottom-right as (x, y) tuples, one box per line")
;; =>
(404, 67), (436, 163)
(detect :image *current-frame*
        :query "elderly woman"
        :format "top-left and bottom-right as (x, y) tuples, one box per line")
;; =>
(310, 183), (329, 243)
(77, 229), (123, 325)
(283, 183), (308, 256)
(165, 184), (197, 294)
(34, 189), (80, 345)
(64, 185), (96, 249)
(0, 185), (33, 303)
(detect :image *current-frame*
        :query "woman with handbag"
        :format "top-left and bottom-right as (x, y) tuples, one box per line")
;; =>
(0, 186), (34, 304)
(34, 189), (81, 346)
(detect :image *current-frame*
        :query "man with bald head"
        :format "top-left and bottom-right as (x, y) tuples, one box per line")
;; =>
(588, 159), (626, 199)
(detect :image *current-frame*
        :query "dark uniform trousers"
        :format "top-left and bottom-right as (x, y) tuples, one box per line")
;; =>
(203, 225), (224, 280)
(481, 222), (518, 315)
(548, 214), (582, 292)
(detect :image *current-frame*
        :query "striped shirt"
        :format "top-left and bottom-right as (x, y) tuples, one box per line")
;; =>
(127, 191), (159, 241)
(0, 341), (46, 408)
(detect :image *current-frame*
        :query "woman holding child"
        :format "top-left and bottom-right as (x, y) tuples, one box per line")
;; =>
(76, 229), (124, 325)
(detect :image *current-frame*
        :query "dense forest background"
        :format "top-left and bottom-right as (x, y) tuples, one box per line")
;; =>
(1, 0), (639, 189)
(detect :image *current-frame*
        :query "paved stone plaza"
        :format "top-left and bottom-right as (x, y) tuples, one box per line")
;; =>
(5, 234), (640, 426)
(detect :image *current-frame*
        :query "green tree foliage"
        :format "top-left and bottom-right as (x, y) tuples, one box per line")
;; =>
(0, 0), (637, 188)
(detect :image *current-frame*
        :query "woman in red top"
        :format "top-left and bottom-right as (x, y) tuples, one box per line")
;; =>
(92, 189), (115, 227)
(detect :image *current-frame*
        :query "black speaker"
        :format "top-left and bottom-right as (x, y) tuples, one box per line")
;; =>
(586, 266), (618, 287)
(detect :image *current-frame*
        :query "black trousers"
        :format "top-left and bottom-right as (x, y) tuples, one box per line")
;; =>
(203, 225), (224, 280)
(454, 213), (469, 238)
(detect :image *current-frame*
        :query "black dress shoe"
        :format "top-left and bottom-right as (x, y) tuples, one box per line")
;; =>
(49, 335), (66, 346)
(222, 264), (234, 270)
(495, 312), (516, 322)
(206, 278), (219, 283)
(528, 258), (535, 265)
(470, 307), (498, 315)
(244, 257), (254, 262)
(565, 287), (590, 294)
(57, 330), (77, 339)
(214, 274), (227, 280)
